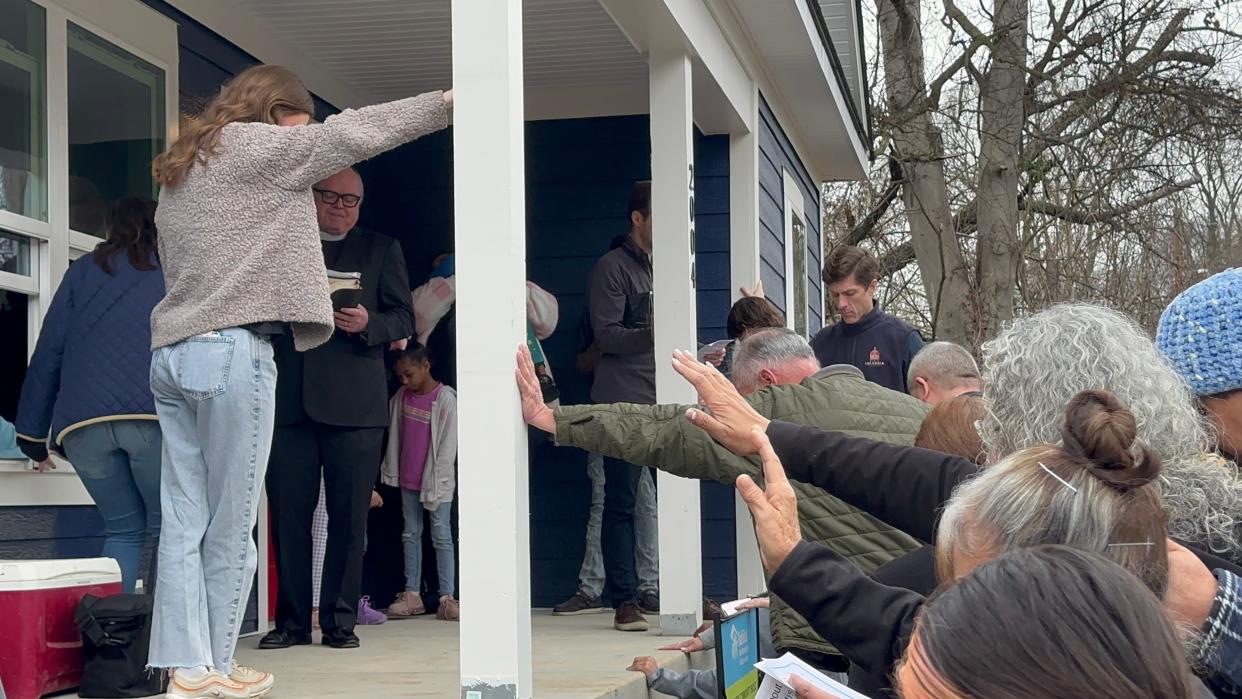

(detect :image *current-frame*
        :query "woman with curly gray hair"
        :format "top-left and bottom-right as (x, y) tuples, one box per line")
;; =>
(982, 303), (1241, 563)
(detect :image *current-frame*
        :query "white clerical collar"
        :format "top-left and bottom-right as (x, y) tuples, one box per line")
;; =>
(320, 230), (348, 242)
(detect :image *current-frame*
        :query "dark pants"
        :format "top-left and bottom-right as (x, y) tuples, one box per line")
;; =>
(267, 421), (383, 634)
(601, 456), (651, 606)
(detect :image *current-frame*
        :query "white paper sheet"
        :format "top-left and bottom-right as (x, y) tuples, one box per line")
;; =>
(754, 653), (873, 699)
(697, 338), (733, 361)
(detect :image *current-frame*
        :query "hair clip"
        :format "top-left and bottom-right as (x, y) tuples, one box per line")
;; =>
(1039, 462), (1078, 493)
(1107, 540), (1155, 548)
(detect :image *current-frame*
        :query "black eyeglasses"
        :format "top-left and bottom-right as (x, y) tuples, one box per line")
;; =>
(313, 189), (362, 208)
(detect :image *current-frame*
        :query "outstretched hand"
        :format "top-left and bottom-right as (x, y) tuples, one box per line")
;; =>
(672, 350), (769, 455)
(736, 428), (802, 574)
(516, 345), (556, 435)
(657, 637), (705, 653)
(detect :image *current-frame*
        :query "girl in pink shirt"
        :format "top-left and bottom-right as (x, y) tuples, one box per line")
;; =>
(378, 345), (459, 620)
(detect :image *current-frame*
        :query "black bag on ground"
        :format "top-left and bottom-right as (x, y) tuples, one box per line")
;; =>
(74, 593), (167, 697)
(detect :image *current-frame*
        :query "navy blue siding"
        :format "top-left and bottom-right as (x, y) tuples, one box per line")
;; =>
(695, 133), (737, 602)
(0, 507), (104, 560)
(524, 116), (653, 607)
(758, 95), (823, 333)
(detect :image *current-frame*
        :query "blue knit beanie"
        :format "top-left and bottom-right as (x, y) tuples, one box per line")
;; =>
(1156, 268), (1242, 397)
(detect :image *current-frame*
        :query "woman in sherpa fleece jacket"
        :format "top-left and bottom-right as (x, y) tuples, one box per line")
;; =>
(146, 64), (450, 699)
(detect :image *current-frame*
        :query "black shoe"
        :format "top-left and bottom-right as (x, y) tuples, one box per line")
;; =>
(552, 591), (604, 616)
(258, 629), (312, 649)
(614, 602), (650, 632)
(638, 590), (660, 615)
(320, 628), (361, 649)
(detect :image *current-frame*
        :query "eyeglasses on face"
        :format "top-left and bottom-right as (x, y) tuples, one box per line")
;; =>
(313, 188), (362, 208)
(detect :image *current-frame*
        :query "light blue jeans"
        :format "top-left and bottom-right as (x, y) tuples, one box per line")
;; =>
(62, 420), (162, 593)
(401, 489), (455, 598)
(147, 329), (276, 673)
(579, 452), (659, 599)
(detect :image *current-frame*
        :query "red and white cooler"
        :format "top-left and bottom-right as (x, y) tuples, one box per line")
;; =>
(0, 558), (122, 699)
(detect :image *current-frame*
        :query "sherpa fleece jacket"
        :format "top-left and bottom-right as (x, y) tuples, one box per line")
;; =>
(151, 91), (448, 351)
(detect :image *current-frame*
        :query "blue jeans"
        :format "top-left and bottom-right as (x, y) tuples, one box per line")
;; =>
(62, 420), (162, 593)
(147, 329), (276, 673)
(579, 452), (658, 599)
(401, 489), (455, 598)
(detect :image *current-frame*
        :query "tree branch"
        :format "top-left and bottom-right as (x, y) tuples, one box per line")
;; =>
(848, 158), (904, 245)
(1020, 178), (1202, 225)
(1029, 9), (1196, 116)
(879, 240), (917, 277)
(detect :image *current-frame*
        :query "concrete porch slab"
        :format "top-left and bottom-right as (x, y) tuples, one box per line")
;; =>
(233, 609), (702, 698)
(77, 610), (710, 699)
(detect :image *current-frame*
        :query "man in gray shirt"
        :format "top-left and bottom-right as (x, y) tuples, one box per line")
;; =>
(587, 181), (657, 632)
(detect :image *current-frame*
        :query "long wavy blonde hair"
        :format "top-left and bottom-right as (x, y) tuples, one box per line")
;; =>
(153, 64), (314, 187)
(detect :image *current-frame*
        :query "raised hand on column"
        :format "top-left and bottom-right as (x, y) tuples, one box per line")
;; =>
(516, 344), (556, 435)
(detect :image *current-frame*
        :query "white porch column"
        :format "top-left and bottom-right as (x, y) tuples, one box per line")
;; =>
(650, 45), (704, 636)
(728, 87), (766, 598)
(452, 1), (532, 698)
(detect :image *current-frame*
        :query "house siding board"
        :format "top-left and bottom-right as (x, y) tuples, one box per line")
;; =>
(695, 133), (737, 601)
(758, 94), (823, 336)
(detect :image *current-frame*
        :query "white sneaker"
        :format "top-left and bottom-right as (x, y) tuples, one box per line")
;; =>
(229, 665), (275, 697)
(165, 669), (249, 699)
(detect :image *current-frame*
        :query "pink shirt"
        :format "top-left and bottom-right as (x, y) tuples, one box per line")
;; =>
(399, 384), (443, 490)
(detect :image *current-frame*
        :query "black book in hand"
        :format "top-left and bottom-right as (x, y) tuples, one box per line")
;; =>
(327, 269), (362, 311)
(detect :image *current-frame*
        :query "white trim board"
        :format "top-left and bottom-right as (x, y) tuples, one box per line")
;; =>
(783, 168), (810, 337)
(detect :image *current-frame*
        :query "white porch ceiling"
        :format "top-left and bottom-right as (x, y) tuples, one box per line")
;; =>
(227, 0), (649, 112)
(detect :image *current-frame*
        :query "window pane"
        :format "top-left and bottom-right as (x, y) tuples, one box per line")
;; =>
(0, 0), (47, 222)
(68, 23), (164, 236)
(792, 212), (807, 337)
(0, 230), (31, 276)
(0, 290), (28, 423)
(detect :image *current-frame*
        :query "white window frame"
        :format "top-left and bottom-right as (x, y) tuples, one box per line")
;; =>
(0, 17), (49, 237)
(0, 0), (178, 506)
(782, 169), (810, 338)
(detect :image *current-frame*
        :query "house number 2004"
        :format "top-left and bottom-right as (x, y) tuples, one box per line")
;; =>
(688, 162), (697, 289)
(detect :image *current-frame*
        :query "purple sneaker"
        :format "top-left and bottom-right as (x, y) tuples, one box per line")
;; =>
(357, 596), (386, 625)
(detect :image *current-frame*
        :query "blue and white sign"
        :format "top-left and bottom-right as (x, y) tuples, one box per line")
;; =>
(715, 607), (760, 699)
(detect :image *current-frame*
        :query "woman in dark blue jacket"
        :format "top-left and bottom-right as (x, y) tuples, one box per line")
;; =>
(16, 198), (165, 593)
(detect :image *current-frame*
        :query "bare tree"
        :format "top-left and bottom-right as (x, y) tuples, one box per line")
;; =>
(832, 0), (1242, 347)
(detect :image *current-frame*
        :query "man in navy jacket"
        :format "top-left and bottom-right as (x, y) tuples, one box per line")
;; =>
(809, 245), (923, 393)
